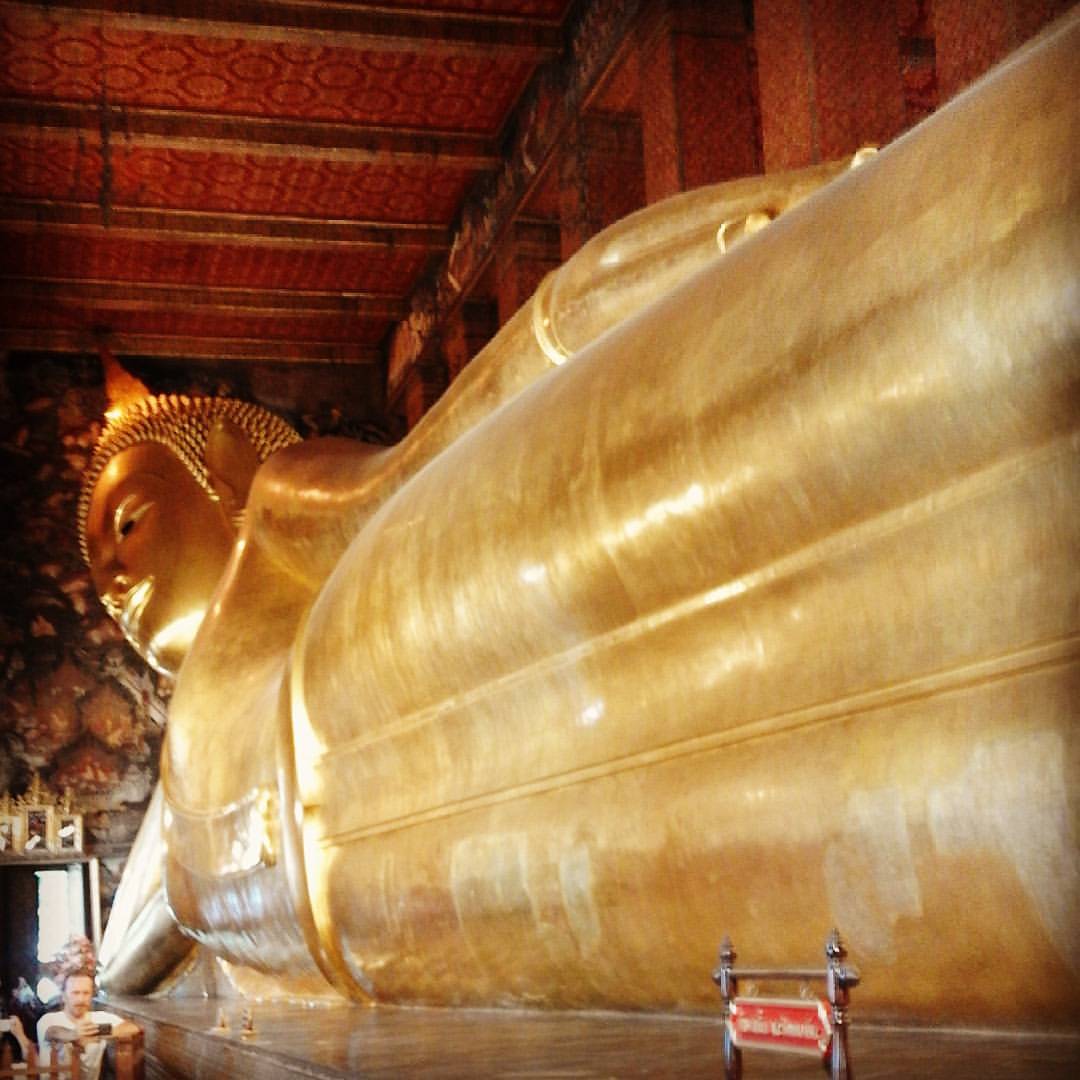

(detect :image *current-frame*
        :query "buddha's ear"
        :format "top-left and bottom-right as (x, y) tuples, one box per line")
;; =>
(205, 416), (261, 526)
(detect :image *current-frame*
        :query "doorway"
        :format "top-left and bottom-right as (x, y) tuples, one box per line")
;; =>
(0, 859), (96, 1009)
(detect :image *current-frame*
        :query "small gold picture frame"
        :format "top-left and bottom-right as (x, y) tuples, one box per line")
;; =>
(21, 804), (54, 854)
(55, 812), (83, 853)
(0, 812), (18, 854)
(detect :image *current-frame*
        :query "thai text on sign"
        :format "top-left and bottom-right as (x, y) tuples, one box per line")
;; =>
(728, 997), (832, 1056)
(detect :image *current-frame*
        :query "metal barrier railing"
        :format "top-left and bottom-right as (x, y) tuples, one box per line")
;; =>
(712, 929), (859, 1079)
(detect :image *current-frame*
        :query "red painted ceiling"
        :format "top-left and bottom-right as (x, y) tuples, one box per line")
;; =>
(0, 0), (573, 381)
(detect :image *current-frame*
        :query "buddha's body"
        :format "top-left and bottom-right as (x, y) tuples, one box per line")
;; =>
(93, 14), (1078, 1027)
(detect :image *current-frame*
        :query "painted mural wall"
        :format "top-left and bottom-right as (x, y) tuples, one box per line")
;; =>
(0, 354), (153, 919)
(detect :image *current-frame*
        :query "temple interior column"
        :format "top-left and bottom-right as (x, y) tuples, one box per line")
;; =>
(493, 221), (561, 330)
(557, 113), (645, 262)
(638, 0), (761, 201)
(401, 362), (449, 433)
(934, 0), (1074, 101)
(755, 0), (907, 170)
(441, 300), (498, 387)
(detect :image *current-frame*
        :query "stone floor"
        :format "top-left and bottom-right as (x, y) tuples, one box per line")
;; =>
(108, 997), (1080, 1079)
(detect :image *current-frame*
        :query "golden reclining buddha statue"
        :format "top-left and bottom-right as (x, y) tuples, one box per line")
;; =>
(86, 14), (1078, 1027)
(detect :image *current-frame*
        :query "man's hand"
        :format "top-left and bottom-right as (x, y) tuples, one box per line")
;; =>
(74, 1016), (103, 1043)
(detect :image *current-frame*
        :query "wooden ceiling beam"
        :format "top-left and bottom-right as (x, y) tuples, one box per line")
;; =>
(1, 328), (381, 365)
(0, 100), (499, 168)
(9, 0), (562, 56)
(0, 277), (407, 320)
(1, 199), (449, 249)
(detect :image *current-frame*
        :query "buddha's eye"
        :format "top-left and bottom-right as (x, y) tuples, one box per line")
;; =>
(114, 496), (152, 543)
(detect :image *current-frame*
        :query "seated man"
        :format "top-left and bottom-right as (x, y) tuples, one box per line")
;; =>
(37, 971), (138, 1080)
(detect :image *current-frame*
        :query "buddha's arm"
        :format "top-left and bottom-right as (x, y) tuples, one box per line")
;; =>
(98, 783), (165, 970)
(100, 521), (329, 991)
(137, 521), (339, 991)
(98, 784), (193, 993)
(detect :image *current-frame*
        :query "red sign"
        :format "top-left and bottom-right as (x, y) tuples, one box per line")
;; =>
(728, 997), (832, 1057)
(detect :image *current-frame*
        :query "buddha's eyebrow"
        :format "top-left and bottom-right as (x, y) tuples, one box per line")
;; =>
(113, 493), (152, 533)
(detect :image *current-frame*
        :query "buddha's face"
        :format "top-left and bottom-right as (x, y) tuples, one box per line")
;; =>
(85, 442), (235, 679)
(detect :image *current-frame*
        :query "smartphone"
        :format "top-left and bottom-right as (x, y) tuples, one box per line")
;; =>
(96, 1023), (113, 1037)
(0, 1017), (11, 1033)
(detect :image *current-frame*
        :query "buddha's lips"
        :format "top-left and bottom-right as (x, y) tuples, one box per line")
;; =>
(120, 576), (153, 638)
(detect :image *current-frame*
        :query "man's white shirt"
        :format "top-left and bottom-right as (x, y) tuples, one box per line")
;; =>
(37, 1010), (121, 1080)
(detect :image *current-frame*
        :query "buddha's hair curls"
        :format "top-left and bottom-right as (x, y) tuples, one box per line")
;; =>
(78, 395), (300, 564)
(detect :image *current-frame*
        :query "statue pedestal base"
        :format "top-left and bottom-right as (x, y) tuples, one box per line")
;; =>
(104, 997), (1079, 1079)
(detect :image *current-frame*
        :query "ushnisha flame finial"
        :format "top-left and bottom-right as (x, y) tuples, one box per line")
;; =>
(100, 341), (151, 423)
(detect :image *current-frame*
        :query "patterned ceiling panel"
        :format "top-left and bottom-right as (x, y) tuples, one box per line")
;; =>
(0, 0), (575, 378)
(0, 299), (387, 345)
(0, 134), (98, 205)
(0, 8), (535, 133)
(0, 133), (481, 223)
(5, 232), (426, 294)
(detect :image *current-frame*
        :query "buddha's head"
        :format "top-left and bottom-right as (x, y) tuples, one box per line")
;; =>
(78, 395), (300, 679)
